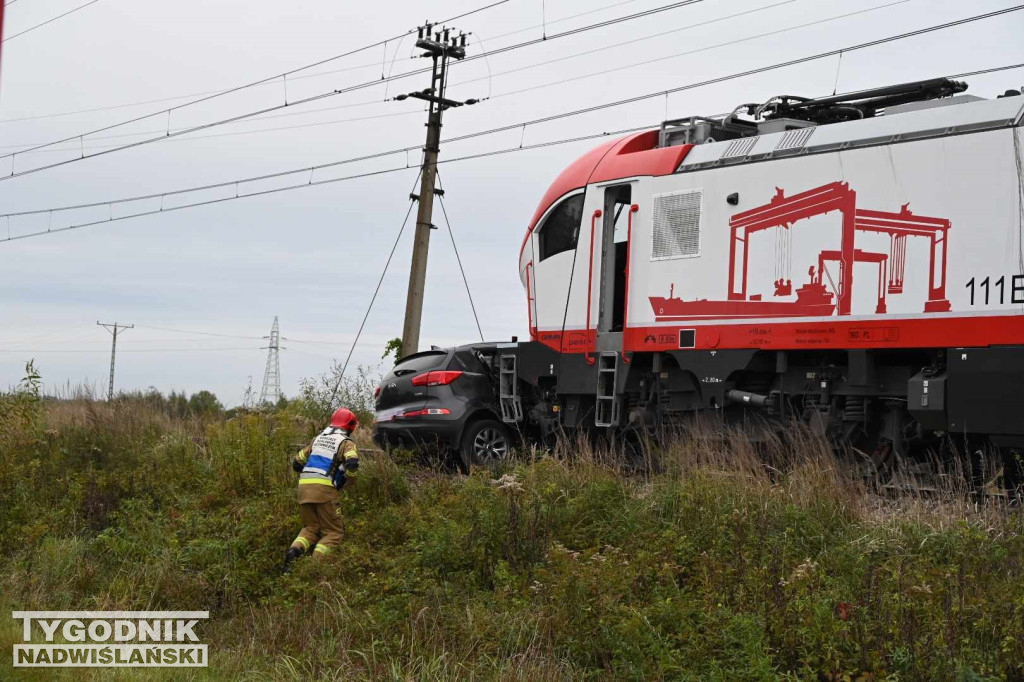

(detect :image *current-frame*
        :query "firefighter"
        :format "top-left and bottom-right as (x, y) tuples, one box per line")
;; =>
(283, 407), (360, 570)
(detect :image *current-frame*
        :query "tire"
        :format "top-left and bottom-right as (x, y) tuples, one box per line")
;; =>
(459, 419), (512, 471)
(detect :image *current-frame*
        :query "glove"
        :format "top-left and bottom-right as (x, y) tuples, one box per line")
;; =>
(344, 456), (359, 473)
(292, 458), (303, 473)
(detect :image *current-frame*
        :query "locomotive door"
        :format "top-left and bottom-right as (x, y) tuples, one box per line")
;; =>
(598, 184), (635, 336)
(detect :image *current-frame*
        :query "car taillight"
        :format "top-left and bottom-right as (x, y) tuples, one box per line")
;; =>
(396, 408), (451, 418)
(410, 370), (463, 387)
(374, 385), (381, 399)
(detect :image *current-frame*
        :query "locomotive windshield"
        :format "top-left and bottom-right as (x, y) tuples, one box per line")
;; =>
(537, 193), (584, 261)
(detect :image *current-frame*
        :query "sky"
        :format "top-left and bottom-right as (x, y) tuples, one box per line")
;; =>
(0, 0), (1021, 406)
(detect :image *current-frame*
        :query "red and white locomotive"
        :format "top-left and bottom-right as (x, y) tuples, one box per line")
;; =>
(498, 78), (1024, 473)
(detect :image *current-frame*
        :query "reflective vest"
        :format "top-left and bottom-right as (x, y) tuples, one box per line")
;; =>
(299, 428), (350, 487)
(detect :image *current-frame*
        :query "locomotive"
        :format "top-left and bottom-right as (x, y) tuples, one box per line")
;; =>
(492, 77), (1024, 477)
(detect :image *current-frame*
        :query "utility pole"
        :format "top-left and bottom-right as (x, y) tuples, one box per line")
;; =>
(396, 22), (477, 356)
(97, 321), (133, 401)
(259, 316), (283, 406)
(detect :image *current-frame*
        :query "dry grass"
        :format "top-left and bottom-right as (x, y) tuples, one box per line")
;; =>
(2, 389), (1023, 679)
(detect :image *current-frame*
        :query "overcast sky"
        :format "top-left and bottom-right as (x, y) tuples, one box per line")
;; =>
(0, 0), (1021, 405)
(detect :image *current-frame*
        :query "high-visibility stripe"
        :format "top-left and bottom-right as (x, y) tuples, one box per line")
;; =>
(305, 454), (333, 472)
(299, 478), (334, 486)
(313, 544), (330, 555)
(293, 536), (311, 551)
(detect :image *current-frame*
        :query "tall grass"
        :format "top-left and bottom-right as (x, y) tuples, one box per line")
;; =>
(1, 375), (1023, 680)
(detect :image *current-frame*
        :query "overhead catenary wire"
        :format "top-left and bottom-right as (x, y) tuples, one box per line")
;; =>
(0, 347), (263, 354)
(0, 0), (514, 163)
(487, 0), (919, 99)
(0, 0), (642, 123)
(451, 0), (801, 89)
(2, 0), (789, 157)
(0, 124), (662, 243)
(0, 109), (424, 155)
(131, 324), (264, 340)
(0, 0), (706, 181)
(5, 0), (1006, 159)
(7, 42), (1024, 231)
(1, 0), (101, 42)
(0, 63), (390, 124)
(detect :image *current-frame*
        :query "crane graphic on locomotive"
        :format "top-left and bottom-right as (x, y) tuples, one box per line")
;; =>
(385, 77), (1024, 484)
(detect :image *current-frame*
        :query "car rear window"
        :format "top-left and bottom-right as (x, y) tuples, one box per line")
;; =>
(392, 351), (448, 375)
(452, 349), (488, 374)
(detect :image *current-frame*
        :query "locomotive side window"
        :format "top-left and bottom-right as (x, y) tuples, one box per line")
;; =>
(537, 193), (584, 261)
(652, 189), (702, 260)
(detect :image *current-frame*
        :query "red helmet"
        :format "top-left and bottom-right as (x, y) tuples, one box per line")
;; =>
(329, 407), (359, 433)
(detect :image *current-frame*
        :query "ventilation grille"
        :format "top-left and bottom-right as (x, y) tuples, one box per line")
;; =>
(775, 126), (815, 151)
(652, 190), (702, 260)
(722, 136), (759, 158)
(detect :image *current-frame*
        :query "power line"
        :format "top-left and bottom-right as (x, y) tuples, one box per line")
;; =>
(0, 124), (664, 243)
(0, 0), (643, 124)
(0, 0), (882, 157)
(0, 52), (1017, 243)
(449, 0), (801, 89)
(450, 6), (1024, 138)
(6, 34), (1022, 230)
(486, 0), (645, 42)
(0, 0), (512, 165)
(0, 0), (894, 158)
(436, 174), (484, 342)
(131, 324), (263, 340)
(0, 108), (423, 155)
(0, 0), (704, 182)
(1, 0), (750, 156)
(455, 0), (705, 68)
(3, 6), (1021, 234)
(326, 171), (423, 409)
(0, 347), (262, 353)
(0, 63), (391, 124)
(2, 0), (101, 42)
(487, 0), (914, 100)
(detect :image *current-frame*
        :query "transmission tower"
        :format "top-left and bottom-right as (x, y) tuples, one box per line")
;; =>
(259, 316), (283, 405)
(97, 321), (133, 401)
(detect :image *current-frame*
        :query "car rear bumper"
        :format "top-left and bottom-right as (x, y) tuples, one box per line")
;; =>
(373, 417), (464, 451)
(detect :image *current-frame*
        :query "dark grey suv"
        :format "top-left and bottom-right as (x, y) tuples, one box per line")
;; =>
(372, 343), (513, 471)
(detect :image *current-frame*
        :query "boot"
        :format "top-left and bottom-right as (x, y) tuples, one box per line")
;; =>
(282, 546), (303, 573)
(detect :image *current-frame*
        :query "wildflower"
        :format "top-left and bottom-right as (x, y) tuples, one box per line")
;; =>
(491, 474), (523, 492)
(781, 557), (818, 586)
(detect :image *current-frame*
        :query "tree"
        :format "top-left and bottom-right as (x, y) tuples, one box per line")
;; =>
(188, 390), (223, 416)
(382, 338), (403, 364)
(168, 391), (189, 418)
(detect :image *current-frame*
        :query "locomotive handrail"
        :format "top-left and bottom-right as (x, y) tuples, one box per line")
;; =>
(525, 261), (536, 339)
(585, 209), (602, 365)
(621, 204), (640, 362)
